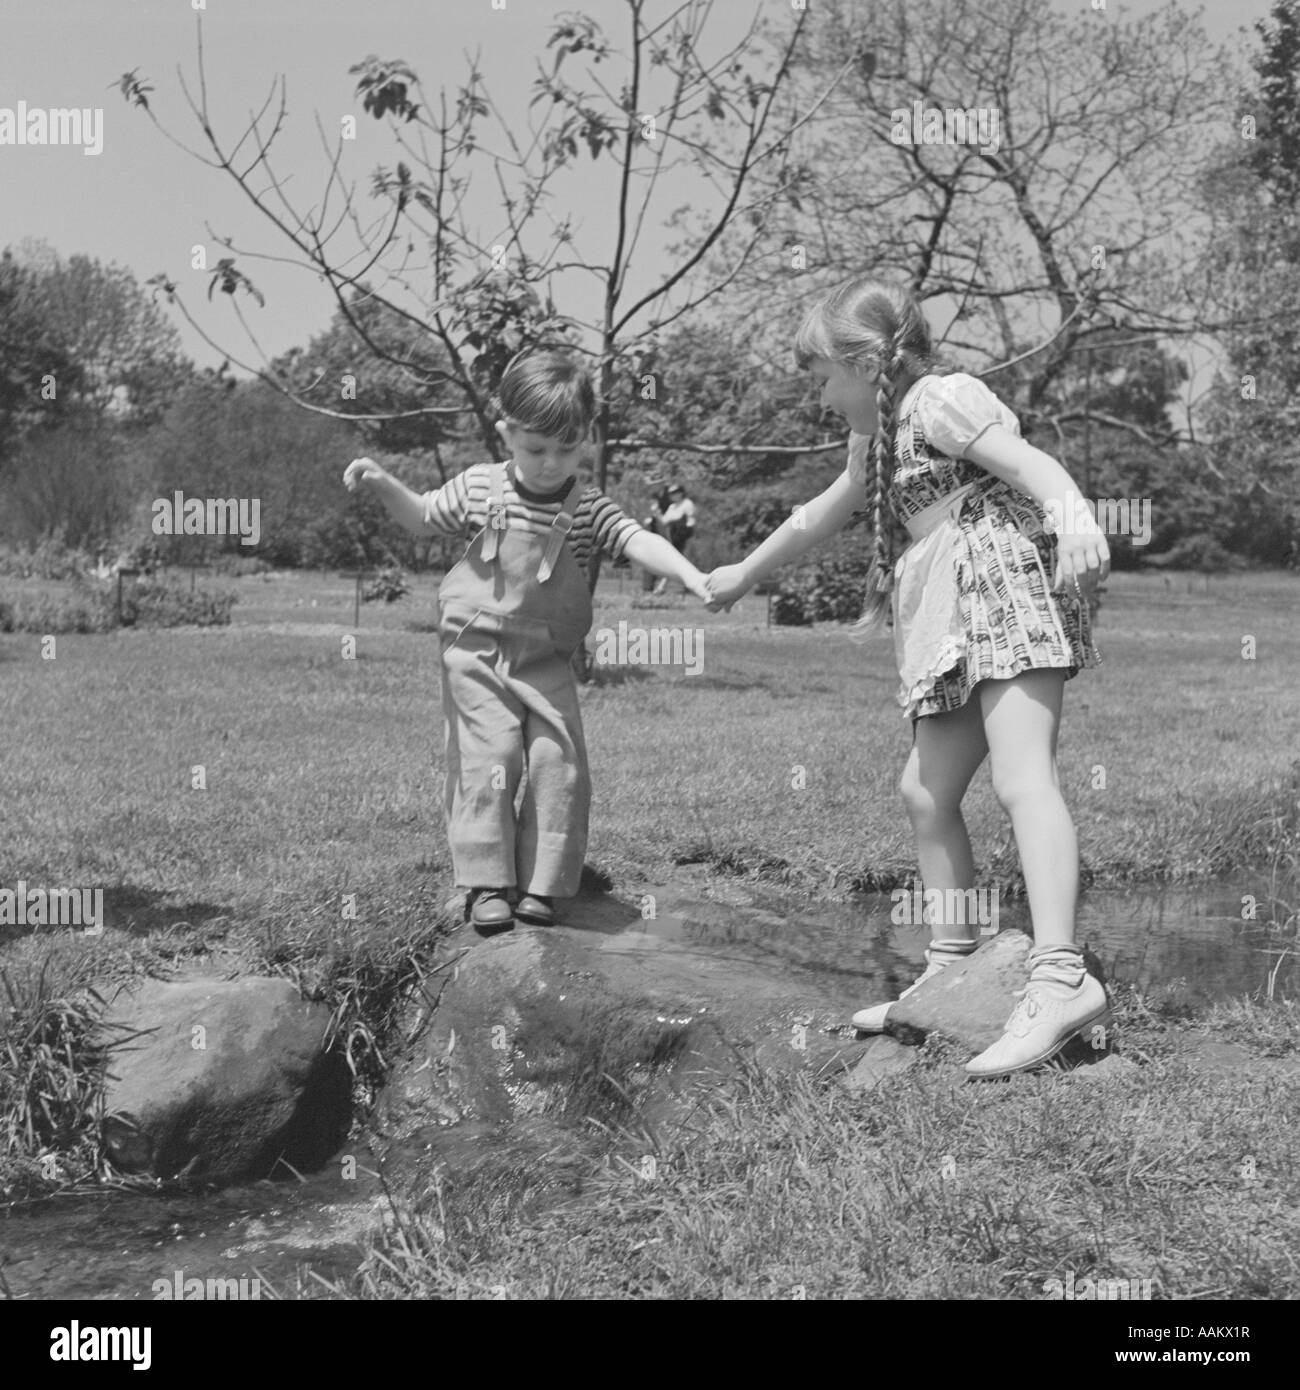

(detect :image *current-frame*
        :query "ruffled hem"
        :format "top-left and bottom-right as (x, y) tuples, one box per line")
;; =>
(897, 632), (968, 714)
(902, 648), (1102, 720)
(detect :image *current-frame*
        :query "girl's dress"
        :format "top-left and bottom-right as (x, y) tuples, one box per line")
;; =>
(847, 373), (1101, 720)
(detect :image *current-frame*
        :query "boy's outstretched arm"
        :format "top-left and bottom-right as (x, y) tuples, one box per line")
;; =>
(707, 469), (867, 609)
(343, 457), (438, 536)
(622, 529), (712, 602)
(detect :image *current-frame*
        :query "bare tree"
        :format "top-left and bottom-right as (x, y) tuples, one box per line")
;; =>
(713, 0), (1244, 448)
(118, 0), (861, 537)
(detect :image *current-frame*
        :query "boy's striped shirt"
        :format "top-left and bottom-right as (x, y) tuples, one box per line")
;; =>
(422, 462), (642, 578)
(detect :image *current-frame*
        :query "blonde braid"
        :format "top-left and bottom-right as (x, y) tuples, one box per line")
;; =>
(851, 335), (907, 638)
(792, 279), (934, 640)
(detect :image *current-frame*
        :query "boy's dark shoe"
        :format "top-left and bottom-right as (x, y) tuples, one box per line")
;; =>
(467, 888), (514, 929)
(514, 894), (555, 926)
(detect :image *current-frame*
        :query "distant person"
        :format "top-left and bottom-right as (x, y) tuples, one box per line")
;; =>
(652, 483), (698, 595)
(344, 350), (711, 933)
(640, 486), (671, 591)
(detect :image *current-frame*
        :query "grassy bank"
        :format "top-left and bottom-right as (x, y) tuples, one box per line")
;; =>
(316, 989), (1300, 1301)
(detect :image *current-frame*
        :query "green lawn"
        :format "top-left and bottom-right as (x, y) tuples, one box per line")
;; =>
(3, 566), (1296, 923)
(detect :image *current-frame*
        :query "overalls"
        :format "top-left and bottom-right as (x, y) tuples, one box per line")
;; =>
(436, 463), (592, 897)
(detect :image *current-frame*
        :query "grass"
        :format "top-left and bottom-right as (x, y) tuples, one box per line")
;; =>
(2, 567), (1295, 914)
(303, 988), (1300, 1300)
(1, 565), (1298, 1288)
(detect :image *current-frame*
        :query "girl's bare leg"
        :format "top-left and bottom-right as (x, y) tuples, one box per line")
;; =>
(900, 694), (989, 944)
(977, 669), (1075, 948)
(852, 694), (990, 1031)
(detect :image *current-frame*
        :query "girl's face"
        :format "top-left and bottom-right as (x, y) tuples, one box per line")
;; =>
(809, 358), (880, 435)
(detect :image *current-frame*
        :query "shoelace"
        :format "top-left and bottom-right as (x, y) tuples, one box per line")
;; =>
(1006, 986), (1040, 1031)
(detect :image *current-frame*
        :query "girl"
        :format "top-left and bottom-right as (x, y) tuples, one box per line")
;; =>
(706, 280), (1110, 1078)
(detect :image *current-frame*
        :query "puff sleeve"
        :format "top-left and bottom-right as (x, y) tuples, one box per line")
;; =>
(913, 373), (1020, 459)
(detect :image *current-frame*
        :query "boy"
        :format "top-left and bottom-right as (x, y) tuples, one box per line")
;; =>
(343, 350), (710, 929)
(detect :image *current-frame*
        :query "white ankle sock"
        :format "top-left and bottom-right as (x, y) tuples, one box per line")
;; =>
(1027, 944), (1086, 988)
(929, 937), (978, 959)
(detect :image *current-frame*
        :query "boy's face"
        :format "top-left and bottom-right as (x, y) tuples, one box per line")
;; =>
(809, 358), (880, 436)
(496, 420), (585, 493)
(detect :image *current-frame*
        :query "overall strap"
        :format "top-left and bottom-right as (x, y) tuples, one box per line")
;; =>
(481, 462), (508, 562)
(536, 477), (584, 583)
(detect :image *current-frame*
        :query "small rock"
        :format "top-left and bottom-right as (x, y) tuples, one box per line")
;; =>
(842, 1035), (918, 1093)
(1068, 1052), (1139, 1082)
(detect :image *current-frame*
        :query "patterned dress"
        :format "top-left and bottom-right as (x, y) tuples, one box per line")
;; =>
(847, 373), (1101, 720)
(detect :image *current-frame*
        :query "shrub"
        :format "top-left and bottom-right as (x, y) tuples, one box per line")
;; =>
(1151, 534), (1244, 573)
(362, 565), (411, 603)
(772, 542), (874, 626)
(207, 551), (274, 578)
(0, 537), (97, 581)
(0, 583), (117, 634)
(118, 540), (165, 574)
(0, 575), (237, 632)
(123, 577), (237, 628)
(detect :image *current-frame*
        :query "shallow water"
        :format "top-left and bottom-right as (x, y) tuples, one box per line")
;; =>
(2, 870), (1292, 1299)
(0, 1150), (387, 1301)
(648, 868), (1296, 1009)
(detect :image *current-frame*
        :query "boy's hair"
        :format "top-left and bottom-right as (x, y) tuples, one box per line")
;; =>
(793, 280), (943, 636)
(497, 350), (596, 445)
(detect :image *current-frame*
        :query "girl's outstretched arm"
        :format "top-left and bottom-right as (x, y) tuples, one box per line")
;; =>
(963, 427), (1110, 588)
(707, 469), (868, 610)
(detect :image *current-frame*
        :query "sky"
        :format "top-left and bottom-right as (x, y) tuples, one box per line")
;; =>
(0, 0), (1279, 403)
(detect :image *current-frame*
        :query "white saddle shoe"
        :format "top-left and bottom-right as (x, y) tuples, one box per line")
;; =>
(965, 973), (1110, 1079)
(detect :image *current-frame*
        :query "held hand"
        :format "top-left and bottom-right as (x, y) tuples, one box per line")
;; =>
(705, 564), (752, 612)
(343, 457), (389, 493)
(1052, 517), (1111, 593)
(681, 569), (714, 605)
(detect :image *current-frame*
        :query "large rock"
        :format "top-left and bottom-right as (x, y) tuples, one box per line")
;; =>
(885, 930), (1034, 1051)
(99, 977), (349, 1185)
(381, 904), (868, 1144)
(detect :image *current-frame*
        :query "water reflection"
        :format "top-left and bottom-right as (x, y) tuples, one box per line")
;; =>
(648, 872), (1296, 1006)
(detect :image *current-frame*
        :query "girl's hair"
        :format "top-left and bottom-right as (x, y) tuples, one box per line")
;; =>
(793, 280), (939, 636)
(497, 349), (596, 445)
